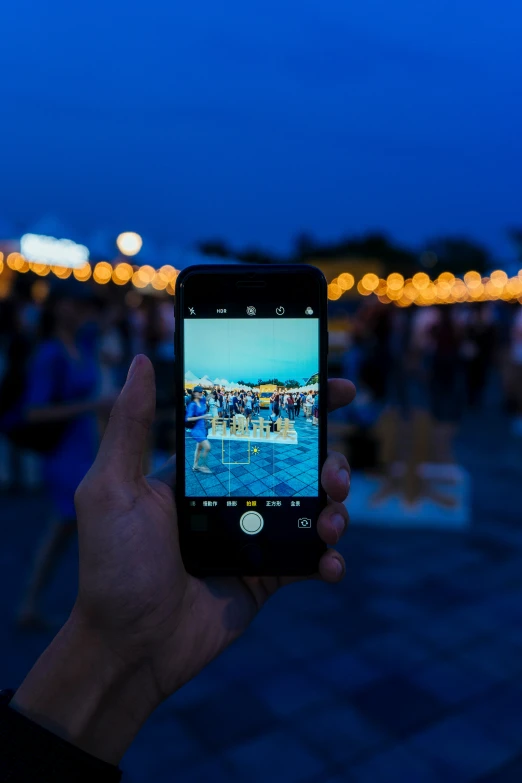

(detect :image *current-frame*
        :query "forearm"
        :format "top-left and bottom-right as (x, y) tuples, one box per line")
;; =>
(10, 611), (159, 765)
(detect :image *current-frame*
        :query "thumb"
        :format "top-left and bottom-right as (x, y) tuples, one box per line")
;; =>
(96, 354), (156, 480)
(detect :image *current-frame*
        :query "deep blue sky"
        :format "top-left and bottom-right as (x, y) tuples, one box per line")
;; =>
(185, 318), (318, 382)
(1, 0), (521, 260)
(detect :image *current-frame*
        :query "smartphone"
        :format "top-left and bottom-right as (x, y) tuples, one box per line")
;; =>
(174, 264), (328, 576)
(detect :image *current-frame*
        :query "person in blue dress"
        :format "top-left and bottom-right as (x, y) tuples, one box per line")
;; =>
(186, 385), (212, 473)
(17, 288), (112, 628)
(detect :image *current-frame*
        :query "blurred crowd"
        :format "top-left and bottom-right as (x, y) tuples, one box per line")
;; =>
(339, 299), (522, 467)
(1, 281), (522, 624)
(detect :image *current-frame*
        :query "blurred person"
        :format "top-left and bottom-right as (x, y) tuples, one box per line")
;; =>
(0, 298), (42, 493)
(428, 307), (464, 462)
(507, 306), (522, 435)
(295, 391), (301, 416)
(99, 305), (127, 395)
(461, 304), (496, 408)
(305, 390), (314, 420)
(312, 391), (319, 426)
(16, 287), (114, 629)
(98, 303), (129, 397)
(272, 392), (281, 418)
(244, 389), (253, 426)
(185, 385), (212, 473)
(207, 390), (219, 418)
(0, 356), (352, 780)
(287, 392), (295, 420)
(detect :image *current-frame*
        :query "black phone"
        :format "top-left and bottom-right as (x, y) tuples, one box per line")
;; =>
(174, 264), (328, 576)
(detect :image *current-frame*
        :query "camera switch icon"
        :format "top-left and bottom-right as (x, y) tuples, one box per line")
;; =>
(298, 517), (311, 528)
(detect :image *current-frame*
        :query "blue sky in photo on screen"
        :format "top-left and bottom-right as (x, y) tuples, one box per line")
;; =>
(184, 318), (318, 383)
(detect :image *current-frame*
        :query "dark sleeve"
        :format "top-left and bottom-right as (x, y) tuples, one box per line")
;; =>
(0, 690), (122, 783)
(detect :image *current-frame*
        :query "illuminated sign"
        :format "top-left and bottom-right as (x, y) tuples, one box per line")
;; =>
(20, 233), (89, 268)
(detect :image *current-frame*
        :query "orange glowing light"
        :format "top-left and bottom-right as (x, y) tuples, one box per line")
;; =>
(151, 273), (168, 291)
(338, 273), (355, 291)
(387, 273), (404, 291)
(464, 270), (481, 288)
(361, 273), (379, 292)
(30, 262), (51, 276)
(51, 265), (72, 279)
(74, 263), (92, 281)
(328, 282), (342, 300)
(113, 262), (134, 285)
(357, 280), (372, 296)
(93, 262), (112, 285)
(412, 272), (430, 291)
(490, 269), (508, 287)
(438, 272), (455, 286)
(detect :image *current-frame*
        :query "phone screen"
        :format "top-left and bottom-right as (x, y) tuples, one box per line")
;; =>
(176, 266), (327, 574)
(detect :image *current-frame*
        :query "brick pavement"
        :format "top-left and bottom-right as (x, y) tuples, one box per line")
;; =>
(185, 410), (319, 497)
(2, 404), (522, 781)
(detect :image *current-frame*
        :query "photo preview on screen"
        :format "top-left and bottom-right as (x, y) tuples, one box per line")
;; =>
(183, 317), (319, 500)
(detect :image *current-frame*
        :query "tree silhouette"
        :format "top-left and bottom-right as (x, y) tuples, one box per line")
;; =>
(197, 239), (232, 258)
(508, 228), (522, 262)
(423, 237), (491, 275)
(292, 231), (417, 275)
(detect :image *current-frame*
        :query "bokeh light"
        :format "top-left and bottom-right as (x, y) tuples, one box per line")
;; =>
(490, 269), (508, 287)
(112, 262), (134, 285)
(30, 262), (51, 276)
(93, 261), (113, 285)
(412, 272), (430, 291)
(357, 279), (372, 296)
(338, 272), (355, 291)
(73, 263), (92, 282)
(387, 273), (404, 291)
(328, 282), (342, 300)
(361, 273), (379, 292)
(51, 265), (72, 279)
(464, 270), (481, 288)
(116, 232), (143, 257)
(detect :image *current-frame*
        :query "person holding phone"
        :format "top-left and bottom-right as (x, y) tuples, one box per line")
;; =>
(0, 355), (353, 781)
(185, 386), (212, 473)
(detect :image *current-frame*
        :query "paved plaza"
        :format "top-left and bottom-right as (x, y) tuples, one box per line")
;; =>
(2, 394), (522, 781)
(185, 411), (319, 497)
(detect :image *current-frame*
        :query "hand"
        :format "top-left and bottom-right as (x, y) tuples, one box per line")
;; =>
(14, 355), (355, 764)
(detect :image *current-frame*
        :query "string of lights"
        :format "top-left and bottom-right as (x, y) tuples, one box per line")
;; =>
(0, 253), (178, 297)
(1, 249), (520, 305)
(327, 269), (522, 305)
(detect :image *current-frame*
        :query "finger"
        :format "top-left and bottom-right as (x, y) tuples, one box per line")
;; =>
(321, 450), (351, 503)
(96, 354), (156, 480)
(318, 549), (346, 583)
(327, 378), (356, 413)
(317, 500), (349, 546)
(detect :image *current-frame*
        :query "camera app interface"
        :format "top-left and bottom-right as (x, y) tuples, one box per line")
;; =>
(183, 313), (319, 513)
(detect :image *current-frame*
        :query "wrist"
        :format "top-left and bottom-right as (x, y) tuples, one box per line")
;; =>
(11, 610), (160, 764)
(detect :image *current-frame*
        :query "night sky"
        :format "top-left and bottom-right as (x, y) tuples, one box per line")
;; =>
(1, 0), (521, 260)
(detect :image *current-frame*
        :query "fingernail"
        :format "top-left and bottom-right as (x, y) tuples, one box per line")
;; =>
(331, 559), (343, 579)
(332, 514), (345, 539)
(127, 356), (139, 382)
(339, 469), (350, 494)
